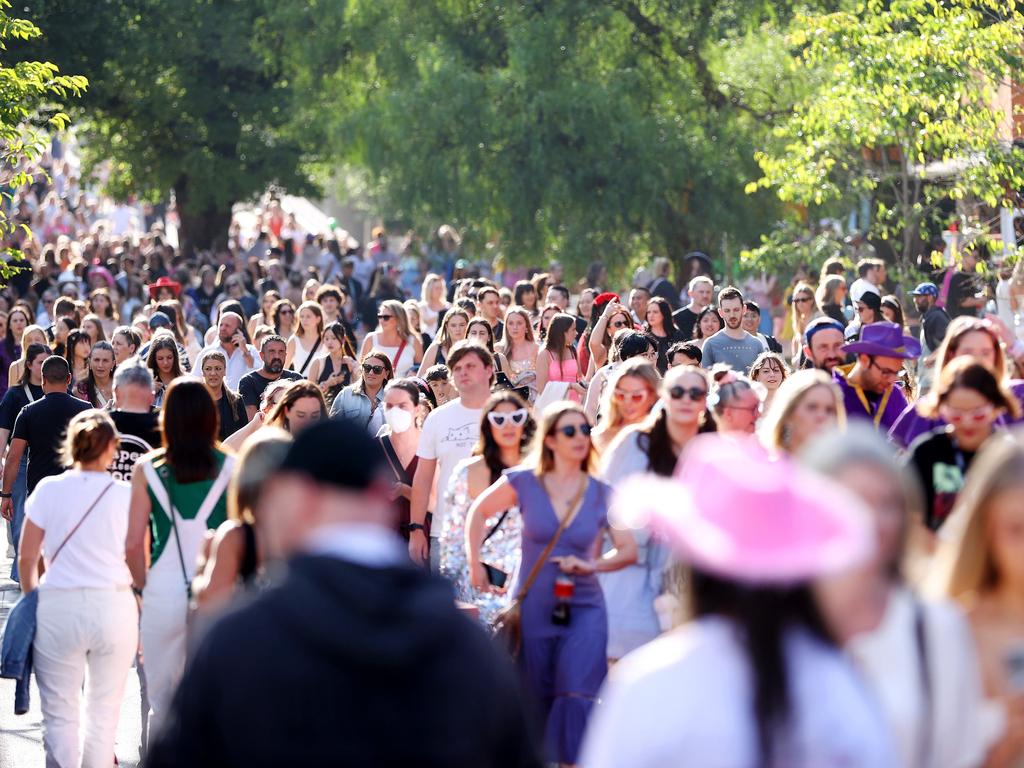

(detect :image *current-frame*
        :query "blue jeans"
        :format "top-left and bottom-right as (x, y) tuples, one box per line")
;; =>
(9, 454), (27, 581)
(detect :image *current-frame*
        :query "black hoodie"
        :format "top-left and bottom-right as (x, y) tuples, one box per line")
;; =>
(147, 555), (542, 768)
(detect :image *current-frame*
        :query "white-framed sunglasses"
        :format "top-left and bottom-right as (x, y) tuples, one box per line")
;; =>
(487, 408), (529, 427)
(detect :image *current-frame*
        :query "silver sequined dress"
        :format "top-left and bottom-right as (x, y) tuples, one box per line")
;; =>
(438, 458), (522, 626)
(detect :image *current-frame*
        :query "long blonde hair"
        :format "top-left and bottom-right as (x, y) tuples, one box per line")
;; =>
(593, 358), (660, 439)
(497, 306), (535, 357)
(760, 369), (845, 452)
(928, 437), (1024, 601)
(420, 273), (446, 305)
(378, 299), (413, 341)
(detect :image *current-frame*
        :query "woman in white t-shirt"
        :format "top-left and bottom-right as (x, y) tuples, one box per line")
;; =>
(17, 410), (136, 768)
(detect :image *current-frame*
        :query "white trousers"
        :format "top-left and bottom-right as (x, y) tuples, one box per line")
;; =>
(34, 588), (138, 768)
(139, 587), (187, 736)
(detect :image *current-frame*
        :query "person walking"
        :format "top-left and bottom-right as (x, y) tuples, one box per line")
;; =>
(909, 282), (952, 395)
(466, 401), (637, 766)
(17, 410), (137, 768)
(0, 356), (92, 522)
(145, 419), (542, 768)
(237, 335), (303, 420)
(833, 321), (919, 433)
(581, 435), (893, 767)
(700, 287), (765, 374)
(108, 359), (160, 481)
(126, 379), (235, 735)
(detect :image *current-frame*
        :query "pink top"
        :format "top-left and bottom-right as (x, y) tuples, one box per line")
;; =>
(548, 353), (580, 402)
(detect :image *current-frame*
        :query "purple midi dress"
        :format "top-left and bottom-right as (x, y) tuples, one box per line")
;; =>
(505, 467), (611, 765)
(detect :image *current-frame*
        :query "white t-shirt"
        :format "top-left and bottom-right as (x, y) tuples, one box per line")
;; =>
(27, 470), (132, 590)
(580, 616), (897, 768)
(416, 399), (482, 533)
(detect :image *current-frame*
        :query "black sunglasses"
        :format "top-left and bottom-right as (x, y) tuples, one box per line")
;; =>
(377, 314), (393, 320)
(362, 363), (386, 375)
(557, 423), (592, 439)
(669, 385), (708, 401)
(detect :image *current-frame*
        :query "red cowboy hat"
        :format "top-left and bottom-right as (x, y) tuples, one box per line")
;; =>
(147, 276), (182, 299)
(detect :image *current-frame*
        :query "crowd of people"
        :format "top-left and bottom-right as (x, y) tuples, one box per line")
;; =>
(1, 150), (1024, 768)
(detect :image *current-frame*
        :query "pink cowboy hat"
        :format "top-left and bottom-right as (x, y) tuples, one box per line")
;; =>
(612, 434), (874, 584)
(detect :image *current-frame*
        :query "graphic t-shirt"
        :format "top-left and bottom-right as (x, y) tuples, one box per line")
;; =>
(906, 428), (983, 531)
(108, 409), (161, 481)
(416, 399), (482, 533)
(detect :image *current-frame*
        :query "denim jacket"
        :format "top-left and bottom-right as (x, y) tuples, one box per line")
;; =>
(1, 588), (38, 714)
(329, 383), (385, 435)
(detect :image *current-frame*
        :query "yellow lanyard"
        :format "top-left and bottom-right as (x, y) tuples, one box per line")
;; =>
(851, 381), (891, 428)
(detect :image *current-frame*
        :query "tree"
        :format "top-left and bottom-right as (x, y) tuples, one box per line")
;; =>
(278, 0), (823, 274)
(16, 0), (317, 253)
(750, 0), (1024, 267)
(0, 0), (85, 274)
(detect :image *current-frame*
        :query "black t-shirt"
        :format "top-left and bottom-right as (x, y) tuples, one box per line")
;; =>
(945, 269), (981, 319)
(237, 369), (304, 410)
(12, 392), (92, 492)
(0, 383), (43, 431)
(649, 329), (684, 374)
(108, 409), (161, 481)
(905, 428), (979, 531)
(672, 306), (700, 341)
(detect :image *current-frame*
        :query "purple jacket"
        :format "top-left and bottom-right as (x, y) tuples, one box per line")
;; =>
(833, 368), (910, 433)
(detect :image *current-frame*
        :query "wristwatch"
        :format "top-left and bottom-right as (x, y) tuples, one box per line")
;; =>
(406, 523), (426, 533)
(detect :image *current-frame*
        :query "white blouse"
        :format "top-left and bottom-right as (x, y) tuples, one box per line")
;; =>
(580, 616), (897, 768)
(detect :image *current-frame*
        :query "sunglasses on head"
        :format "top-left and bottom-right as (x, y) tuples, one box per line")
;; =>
(614, 389), (650, 404)
(487, 408), (529, 427)
(362, 362), (386, 375)
(669, 385), (707, 401)
(556, 423), (592, 439)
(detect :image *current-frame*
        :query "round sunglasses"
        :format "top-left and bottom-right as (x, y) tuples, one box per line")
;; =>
(669, 385), (708, 401)
(487, 408), (529, 427)
(556, 423), (592, 439)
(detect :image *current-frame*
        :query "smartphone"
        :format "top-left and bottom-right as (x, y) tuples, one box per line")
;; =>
(483, 563), (508, 589)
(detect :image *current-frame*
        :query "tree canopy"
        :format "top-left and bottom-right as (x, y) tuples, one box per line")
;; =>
(751, 0), (1024, 266)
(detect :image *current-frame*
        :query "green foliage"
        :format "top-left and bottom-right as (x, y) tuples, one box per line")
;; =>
(752, 0), (1024, 264)
(739, 221), (843, 277)
(0, 0), (85, 278)
(16, 0), (318, 251)
(278, 0), (822, 273)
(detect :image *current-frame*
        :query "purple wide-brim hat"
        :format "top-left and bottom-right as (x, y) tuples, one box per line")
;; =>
(841, 320), (921, 360)
(612, 435), (874, 584)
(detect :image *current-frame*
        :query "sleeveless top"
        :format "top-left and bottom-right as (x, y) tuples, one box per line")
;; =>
(145, 449), (231, 564)
(367, 331), (417, 376)
(547, 352), (580, 402)
(290, 334), (324, 375)
(316, 355), (351, 407)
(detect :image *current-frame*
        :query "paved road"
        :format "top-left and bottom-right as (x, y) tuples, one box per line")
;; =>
(0, 525), (145, 767)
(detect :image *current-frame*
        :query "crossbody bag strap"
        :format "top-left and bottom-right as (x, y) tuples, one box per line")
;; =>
(914, 599), (933, 768)
(21, 385), (36, 404)
(297, 336), (321, 376)
(513, 475), (588, 603)
(482, 509), (511, 545)
(378, 437), (411, 485)
(49, 481), (115, 565)
(391, 338), (408, 372)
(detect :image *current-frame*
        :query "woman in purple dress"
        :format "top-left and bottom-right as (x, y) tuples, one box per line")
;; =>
(466, 401), (637, 767)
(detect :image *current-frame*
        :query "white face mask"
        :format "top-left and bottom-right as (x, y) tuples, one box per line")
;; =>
(385, 406), (414, 433)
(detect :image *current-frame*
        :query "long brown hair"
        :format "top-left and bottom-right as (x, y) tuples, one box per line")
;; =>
(160, 379), (220, 483)
(543, 313), (576, 367)
(266, 381), (328, 432)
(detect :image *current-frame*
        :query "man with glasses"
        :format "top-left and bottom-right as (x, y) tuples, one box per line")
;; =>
(708, 371), (764, 434)
(833, 321), (920, 431)
(238, 335), (304, 419)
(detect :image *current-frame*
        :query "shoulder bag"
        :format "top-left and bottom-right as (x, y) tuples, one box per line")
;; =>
(491, 475), (588, 659)
(297, 335), (322, 376)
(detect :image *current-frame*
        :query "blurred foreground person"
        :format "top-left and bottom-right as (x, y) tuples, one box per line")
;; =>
(803, 425), (988, 768)
(929, 437), (1024, 767)
(581, 435), (895, 767)
(147, 418), (541, 768)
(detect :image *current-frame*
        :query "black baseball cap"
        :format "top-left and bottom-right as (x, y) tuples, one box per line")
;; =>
(277, 418), (385, 491)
